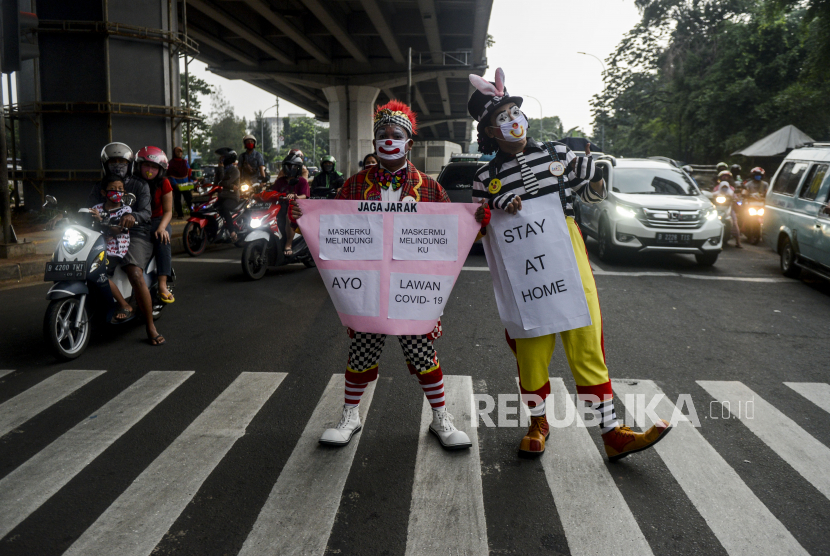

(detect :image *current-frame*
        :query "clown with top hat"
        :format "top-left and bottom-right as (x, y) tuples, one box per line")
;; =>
(291, 100), (473, 450)
(468, 68), (673, 459)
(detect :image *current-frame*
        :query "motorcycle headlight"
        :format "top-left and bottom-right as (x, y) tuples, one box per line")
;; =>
(250, 217), (263, 228)
(748, 208), (757, 216)
(616, 205), (636, 218)
(758, 208), (764, 216)
(241, 184), (251, 192)
(716, 196), (726, 204)
(62, 228), (87, 255)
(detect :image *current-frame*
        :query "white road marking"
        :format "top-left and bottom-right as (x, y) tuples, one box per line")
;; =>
(239, 374), (377, 556)
(65, 372), (284, 556)
(516, 377), (653, 556)
(0, 369), (16, 379)
(0, 370), (106, 437)
(461, 266), (489, 271)
(0, 371), (193, 539)
(698, 380), (830, 501)
(405, 375), (487, 556)
(784, 382), (830, 415)
(613, 379), (808, 556)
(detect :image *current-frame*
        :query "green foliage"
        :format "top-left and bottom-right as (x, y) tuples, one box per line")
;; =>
(180, 73), (214, 155)
(277, 117), (329, 164)
(527, 116), (564, 142)
(205, 89), (247, 164)
(592, 0), (830, 163)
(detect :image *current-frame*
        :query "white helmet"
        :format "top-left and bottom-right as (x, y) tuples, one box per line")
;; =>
(243, 134), (257, 148)
(100, 142), (134, 178)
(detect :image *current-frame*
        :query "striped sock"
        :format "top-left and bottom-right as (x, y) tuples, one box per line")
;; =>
(344, 379), (369, 407)
(417, 368), (445, 409)
(529, 400), (546, 417)
(591, 398), (619, 434)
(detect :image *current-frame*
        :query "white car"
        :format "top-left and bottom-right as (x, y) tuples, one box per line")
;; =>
(575, 157), (723, 266)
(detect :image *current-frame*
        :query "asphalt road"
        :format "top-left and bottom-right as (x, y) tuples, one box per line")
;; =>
(1, 238), (829, 556)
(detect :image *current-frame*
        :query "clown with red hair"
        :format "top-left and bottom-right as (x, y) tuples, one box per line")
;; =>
(291, 100), (473, 450)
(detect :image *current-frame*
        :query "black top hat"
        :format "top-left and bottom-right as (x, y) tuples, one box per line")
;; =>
(467, 69), (523, 133)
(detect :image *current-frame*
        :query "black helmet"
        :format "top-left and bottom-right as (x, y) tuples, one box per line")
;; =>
(730, 164), (741, 174)
(282, 151), (303, 178)
(223, 150), (238, 166)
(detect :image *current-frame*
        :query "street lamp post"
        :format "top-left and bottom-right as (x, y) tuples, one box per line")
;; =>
(524, 95), (546, 139)
(577, 51), (606, 152)
(261, 100), (280, 170)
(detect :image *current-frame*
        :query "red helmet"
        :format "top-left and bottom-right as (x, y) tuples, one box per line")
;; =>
(135, 146), (169, 177)
(750, 167), (765, 176)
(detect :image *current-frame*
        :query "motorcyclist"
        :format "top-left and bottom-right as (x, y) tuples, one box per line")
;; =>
(716, 171), (742, 248)
(215, 149), (242, 242)
(310, 154), (345, 194)
(681, 164), (699, 188)
(746, 166), (769, 196)
(269, 151), (309, 256)
(239, 134), (267, 185)
(276, 148), (309, 180)
(713, 162), (728, 189)
(730, 164), (743, 186)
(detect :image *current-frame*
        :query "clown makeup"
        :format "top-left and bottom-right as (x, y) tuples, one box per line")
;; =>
(488, 104), (527, 143)
(142, 162), (160, 180)
(374, 125), (411, 162)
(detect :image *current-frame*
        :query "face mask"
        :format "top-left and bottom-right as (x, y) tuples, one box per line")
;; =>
(106, 190), (123, 203)
(108, 161), (128, 178)
(245, 143), (254, 151)
(497, 114), (528, 142)
(323, 164), (333, 172)
(376, 138), (408, 160)
(142, 164), (159, 180)
(754, 175), (761, 181)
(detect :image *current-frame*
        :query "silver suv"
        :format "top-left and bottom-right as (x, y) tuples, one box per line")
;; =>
(575, 158), (723, 265)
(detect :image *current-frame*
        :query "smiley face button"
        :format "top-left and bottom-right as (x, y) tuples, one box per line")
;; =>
(488, 178), (503, 194)
(549, 161), (566, 177)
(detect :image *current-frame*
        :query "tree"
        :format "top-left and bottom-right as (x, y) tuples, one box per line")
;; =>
(527, 116), (564, 142)
(205, 88), (247, 164)
(250, 110), (278, 168)
(278, 117), (329, 164)
(180, 73), (214, 156)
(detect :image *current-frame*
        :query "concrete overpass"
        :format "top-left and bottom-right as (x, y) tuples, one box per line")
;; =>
(187, 0), (493, 173)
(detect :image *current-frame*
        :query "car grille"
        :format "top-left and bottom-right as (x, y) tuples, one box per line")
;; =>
(641, 208), (704, 228)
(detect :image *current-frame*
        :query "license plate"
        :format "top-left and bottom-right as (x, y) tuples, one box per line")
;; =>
(44, 261), (86, 281)
(655, 233), (692, 244)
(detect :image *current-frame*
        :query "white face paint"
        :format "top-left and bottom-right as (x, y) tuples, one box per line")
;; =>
(497, 113), (528, 143)
(375, 138), (408, 160)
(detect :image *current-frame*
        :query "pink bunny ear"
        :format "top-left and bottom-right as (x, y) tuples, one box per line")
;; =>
(494, 68), (505, 96)
(469, 74), (497, 96)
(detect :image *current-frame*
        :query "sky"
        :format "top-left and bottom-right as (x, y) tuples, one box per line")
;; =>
(186, 0), (642, 139)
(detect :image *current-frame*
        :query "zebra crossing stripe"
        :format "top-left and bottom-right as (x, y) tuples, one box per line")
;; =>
(0, 371), (193, 539)
(698, 381), (830, 502)
(784, 382), (830, 415)
(238, 374), (377, 556)
(405, 375), (487, 556)
(0, 369), (15, 379)
(540, 378), (653, 555)
(613, 379), (808, 556)
(0, 369), (106, 438)
(64, 372), (284, 556)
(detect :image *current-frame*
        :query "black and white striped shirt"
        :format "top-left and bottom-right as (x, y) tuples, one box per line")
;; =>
(471, 139), (605, 217)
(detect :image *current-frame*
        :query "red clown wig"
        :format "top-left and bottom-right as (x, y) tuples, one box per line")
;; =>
(373, 100), (418, 137)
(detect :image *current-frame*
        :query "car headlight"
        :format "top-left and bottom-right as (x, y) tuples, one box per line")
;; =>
(716, 196), (726, 204)
(250, 217), (263, 228)
(748, 208), (757, 216)
(705, 209), (717, 220)
(62, 228), (87, 255)
(616, 205), (636, 218)
(758, 208), (764, 216)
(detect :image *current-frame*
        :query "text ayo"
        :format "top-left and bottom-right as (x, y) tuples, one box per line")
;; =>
(331, 277), (363, 289)
(503, 219), (546, 243)
(358, 202), (418, 212)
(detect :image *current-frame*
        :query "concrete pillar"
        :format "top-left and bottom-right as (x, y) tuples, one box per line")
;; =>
(323, 85), (380, 179)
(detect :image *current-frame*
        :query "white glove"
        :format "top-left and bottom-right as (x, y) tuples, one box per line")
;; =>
(572, 156), (602, 182)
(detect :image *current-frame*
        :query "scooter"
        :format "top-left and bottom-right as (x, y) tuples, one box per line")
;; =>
(310, 186), (338, 200)
(712, 191), (735, 244)
(241, 191), (315, 280)
(738, 191), (764, 244)
(42, 194), (172, 360)
(182, 183), (252, 256)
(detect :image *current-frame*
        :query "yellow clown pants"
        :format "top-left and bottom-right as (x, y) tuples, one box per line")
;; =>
(506, 217), (613, 403)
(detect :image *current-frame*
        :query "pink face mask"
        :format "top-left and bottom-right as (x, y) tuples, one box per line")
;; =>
(142, 163), (159, 180)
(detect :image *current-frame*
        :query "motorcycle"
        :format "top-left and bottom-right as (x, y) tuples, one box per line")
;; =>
(241, 191), (315, 280)
(310, 186), (338, 200)
(42, 194), (172, 360)
(712, 191), (735, 244)
(182, 183), (253, 256)
(737, 191), (764, 244)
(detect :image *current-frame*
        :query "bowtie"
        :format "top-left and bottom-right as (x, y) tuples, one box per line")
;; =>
(378, 167), (407, 191)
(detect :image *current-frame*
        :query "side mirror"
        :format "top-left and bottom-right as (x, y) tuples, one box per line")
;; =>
(123, 193), (136, 207)
(43, 195), (57, 208)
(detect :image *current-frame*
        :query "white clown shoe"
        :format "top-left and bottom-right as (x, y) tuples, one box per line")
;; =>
(319, 405), (362, 446)
(429, 407), (472, 450)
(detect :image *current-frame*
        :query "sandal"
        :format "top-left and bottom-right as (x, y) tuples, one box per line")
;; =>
(112, 307), (134, 324)
(284, 247), (294, 256)
(159, 291), (175, 304)
(148, 334), (166, 346)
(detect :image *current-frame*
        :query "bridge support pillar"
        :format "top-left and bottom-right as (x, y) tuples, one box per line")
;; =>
(323, 85), (380, 178)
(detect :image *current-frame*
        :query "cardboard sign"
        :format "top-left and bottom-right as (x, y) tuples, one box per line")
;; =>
(298, 199), (479, 335)
(484, 195), (591, 338)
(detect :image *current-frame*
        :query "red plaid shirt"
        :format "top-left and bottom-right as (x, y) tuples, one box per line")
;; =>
(337, 160), (450, 203)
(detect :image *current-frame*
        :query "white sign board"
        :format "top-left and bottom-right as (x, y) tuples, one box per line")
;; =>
(392, 214), (459, 261)
(388, 272), (455, 320)
(485, 195), (591, 338)
(318, 269), (381, 317)
(319, 214), (384, 260)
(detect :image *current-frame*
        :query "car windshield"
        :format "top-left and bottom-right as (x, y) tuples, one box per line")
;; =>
(613, 167), (699, 196)
(438, 164), (481, 190)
